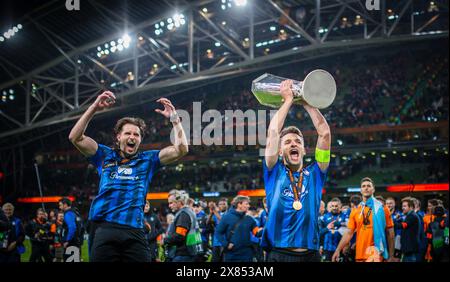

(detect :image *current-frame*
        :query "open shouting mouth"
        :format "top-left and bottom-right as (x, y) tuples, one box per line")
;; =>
(125, 140), (137, 152)
(289, 148), (300, 162)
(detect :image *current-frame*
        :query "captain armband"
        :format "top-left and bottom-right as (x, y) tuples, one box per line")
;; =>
(315, 148), (331, 163)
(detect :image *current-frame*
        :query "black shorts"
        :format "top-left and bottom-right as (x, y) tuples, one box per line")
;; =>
(267, 248), (321, 262)
(90, 221), (151, 262)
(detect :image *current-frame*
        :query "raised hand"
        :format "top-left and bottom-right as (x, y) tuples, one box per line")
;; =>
(93, 91), (116, 110)
(280, 80), (294, 103)
(155, 98), (177, 120)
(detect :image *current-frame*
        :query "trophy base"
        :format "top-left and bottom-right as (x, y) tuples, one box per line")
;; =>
(253, 90), (304, 108)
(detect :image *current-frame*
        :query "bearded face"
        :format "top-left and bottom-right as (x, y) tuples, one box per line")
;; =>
(117, 123), (142, 158)
(279, 133), (305, 168)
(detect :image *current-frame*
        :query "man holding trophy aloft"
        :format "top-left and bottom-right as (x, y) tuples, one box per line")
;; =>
(253, 70), (336, 262)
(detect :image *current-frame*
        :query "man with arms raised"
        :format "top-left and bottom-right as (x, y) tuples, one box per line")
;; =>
(262, 80), (331, 262)
(69, 91), (188, 262)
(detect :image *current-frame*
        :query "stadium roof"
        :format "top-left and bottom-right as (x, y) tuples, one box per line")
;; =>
(0, 0), (448, 143)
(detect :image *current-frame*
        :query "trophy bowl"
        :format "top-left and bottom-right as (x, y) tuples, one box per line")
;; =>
(251, 69), (336, 109)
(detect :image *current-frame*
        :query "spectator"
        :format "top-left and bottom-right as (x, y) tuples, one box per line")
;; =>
(320, 198), (345, 261)
(164, 190), (203, 262)
(144, 200), (164, 262)
(424, 199), (439, 261)
(215, 196), (260, 262)
(386, 197), (403, 260)
(426, 205), (449, 262)
(207, 198), (228, 262)
(49, 211), (65, 262)
(0, 203), (25, 262)
(332, 177), (395, 262)
(396, 197), (421, 262)
(25, 208), (52, 262)
(58, 197), (82, 262)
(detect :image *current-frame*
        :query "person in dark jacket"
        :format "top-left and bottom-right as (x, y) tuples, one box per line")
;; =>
(26, 208), (53, 262)
(412, 197), (427, 262)
(144, 200), (163, 262)
(395, 197), (420, 262)
(59, 198), (82, 262)
(0, 203), (25, 262)
(426, 205), (449, 262)
(215, 195), (261, 262)
(164, 190), (203, 262)
(0, 209), (8, 232)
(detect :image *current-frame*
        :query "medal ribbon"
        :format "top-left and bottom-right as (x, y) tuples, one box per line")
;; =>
(287, 169), (304, 203)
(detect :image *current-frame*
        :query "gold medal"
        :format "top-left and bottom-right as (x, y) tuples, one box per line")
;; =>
(293, 201), (302, 210)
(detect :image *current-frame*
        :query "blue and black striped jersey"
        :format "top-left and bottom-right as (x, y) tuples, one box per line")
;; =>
(261, 158), (327, 250)
(88, 144), (161, 228)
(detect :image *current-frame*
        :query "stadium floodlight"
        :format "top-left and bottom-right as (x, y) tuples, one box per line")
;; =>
(111, 46), (117, 53)
(97, 46), (102, 51)
(270, 26), (276, 31)
(234, 0), (247, 6)
(9, 95), (14, 100)
(104, 49), (110, 55)
(215, 42), (221, 47)
(122, 34), (131, 44)
(117, 44), (124, 51)
(4, 32), (10, 39)
(104, 43), (109, 48)
(0, 36), (4, 42)
(17, 24), (23, 29)
(110, 41), (116, 46)
(122, 34), (131, 48)
(13, 27), (18, 32)
(9, 89), (14, 94)
(97, 52), (101, 57)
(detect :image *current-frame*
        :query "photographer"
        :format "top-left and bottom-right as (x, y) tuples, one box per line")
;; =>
(26, 208), (53, 262)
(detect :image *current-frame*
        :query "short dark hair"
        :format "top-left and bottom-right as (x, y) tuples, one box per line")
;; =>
(360, 177), (374, 186)
(218, 198), (228, 204)
(114, 117), (146, 139)
(428, 199), (439, 207)
(401, 197), (415, 208)
(280, 126), (303, 141)
(59, 197), (72, 207)
(350, 195), (362, 206)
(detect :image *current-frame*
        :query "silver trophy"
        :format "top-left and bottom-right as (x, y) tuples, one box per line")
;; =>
(251, 69), (336, 109)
